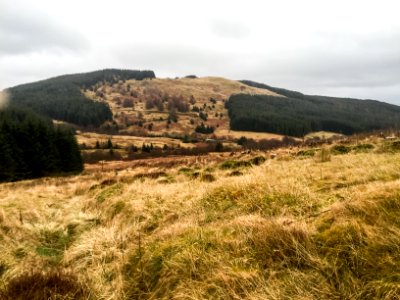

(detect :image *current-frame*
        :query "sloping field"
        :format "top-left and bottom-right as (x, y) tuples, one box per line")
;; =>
(127, 76), (281, 101)
(1, 139), (400, 299)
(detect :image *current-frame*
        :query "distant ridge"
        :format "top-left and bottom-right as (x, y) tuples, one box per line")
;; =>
(226, 80), (400, 136)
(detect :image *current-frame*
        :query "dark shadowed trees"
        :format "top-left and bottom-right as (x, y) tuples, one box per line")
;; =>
(0, 107), (83, 182)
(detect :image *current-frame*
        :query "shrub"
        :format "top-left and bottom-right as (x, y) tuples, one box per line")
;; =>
(133, 172), (168, 180)
(379, 140), (400, 153)
(195, 123), (214, 134)
(331, 145), (352, 154)
(199, 111), (208, 121)
(249, 156), (266, 165)
(220, 157), (265, 170)
(219, 160), (251, 170)
(297, 149), (318, 157)
(81, 149), (122, 163)
(122, 98), (134, 108)
(200, 173), (216, 182)
(237, 136), (248, 146)
(228, 170), (243, 177)
(215, 142), (224, 152)
(353, 143), (374, 152)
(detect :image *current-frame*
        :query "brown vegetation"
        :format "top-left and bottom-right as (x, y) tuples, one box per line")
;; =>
(84, 76), (283, 138)
(1, 137), (400, 299)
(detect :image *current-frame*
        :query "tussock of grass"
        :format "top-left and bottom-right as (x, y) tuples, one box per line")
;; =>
(331, 144), (352, 154)
(95, 183), (123, 204)
(133, 171), (168, 180)
(353, 143), (374, 153)
(219, 156), (266, 170)
(228, 170), (243, 177)
(35, 227), (75, 262)
(0, 261), (7, 277)
(297, 148), (319, 157)
(219, 159), (252, 170)
(199, 173), (216, 182)
(378, 140), (400, 153)
(201, 183), (318, 222)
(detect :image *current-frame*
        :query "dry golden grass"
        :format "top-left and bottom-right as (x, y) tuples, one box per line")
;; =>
(130, 77), (281, 101)
(305, 131), (344, 140)
(77, 131), (194, 149)
(1, 140), (400, 299)
(216, 129), (287, 141)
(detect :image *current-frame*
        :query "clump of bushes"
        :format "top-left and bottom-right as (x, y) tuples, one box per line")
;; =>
(81, 149), (123, 163)
(220, 156), (266, 170)
(353, 143), (374, 152)
(379, 140), (400, 153)
(249, 156), (266, 165)
(219, 160), (252, 170)
(178, 167), (193, 175)
(200, 173), (216, 182)
(331, 144), (352, 155)
(133, 172), (168, 180)
(297, 149), (318, 157)
(195, 122), (214, 134)
(228, 170), (243, 177)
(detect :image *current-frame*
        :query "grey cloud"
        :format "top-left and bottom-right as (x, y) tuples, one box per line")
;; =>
(94, 35), (400, 104)
(210, 20), (251, 39)
(113, 43), (234, 76)
(239, 31), (400, 103)
(1, 4), (400, 107)
(294, 32), (400, 87)
(0, 4), (88, 55)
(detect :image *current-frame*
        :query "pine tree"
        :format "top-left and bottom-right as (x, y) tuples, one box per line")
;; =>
(0, 107), (83, 182)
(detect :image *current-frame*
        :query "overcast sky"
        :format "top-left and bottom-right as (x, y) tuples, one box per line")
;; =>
(1, 0), (400, 103)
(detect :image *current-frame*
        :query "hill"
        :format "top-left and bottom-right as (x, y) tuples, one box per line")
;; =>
(229, 80), (400, 136)
(1, 136), (400, 298)
(7, 69), (155, 127)
(83, 76), (281, 137)
(7, 70), (400, 140)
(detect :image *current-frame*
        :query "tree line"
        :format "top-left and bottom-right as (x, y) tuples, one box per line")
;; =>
(0, 106), (83, 182)
(226, 81), (400, 137)
(7, 69), (155, 127)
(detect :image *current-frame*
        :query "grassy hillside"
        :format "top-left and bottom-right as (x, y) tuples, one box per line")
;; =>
(231, 81), (400, 136)
(1, 137), (400, 299)
(8, 69), (155, 127)
(84, 76), (281, 137)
